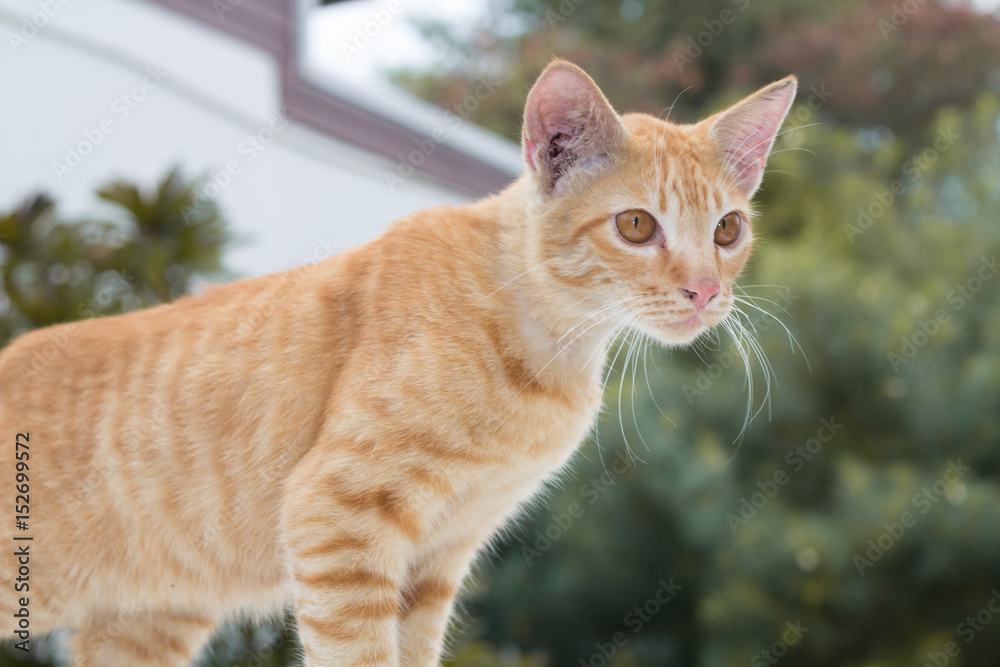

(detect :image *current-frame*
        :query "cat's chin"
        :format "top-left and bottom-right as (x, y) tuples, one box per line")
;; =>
(639, 315), (717, 348)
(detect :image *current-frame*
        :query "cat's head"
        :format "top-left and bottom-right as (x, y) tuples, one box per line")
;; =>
(520, 60), (796, 348)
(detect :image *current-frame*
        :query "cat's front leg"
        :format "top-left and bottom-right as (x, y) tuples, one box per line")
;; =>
(398, 536), (479, 666)
(283, 448), (425, 666)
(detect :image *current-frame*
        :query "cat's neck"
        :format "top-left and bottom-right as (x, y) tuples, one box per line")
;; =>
(473, 179), (620, 392)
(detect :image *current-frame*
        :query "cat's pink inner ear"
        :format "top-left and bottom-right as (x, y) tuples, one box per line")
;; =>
(522, 63), (623, 190)
(525, 68), (589, 140)
(711, 78), (797, 197)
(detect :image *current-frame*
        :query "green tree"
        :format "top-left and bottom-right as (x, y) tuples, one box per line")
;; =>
(0, 169), (229, 349)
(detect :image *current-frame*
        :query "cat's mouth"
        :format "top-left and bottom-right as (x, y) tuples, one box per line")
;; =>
(628, 299), (732, 346)
(646, 307), (730, 346)
(671, 314), (702, 329)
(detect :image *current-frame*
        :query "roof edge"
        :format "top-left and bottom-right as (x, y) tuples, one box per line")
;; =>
(140, 0), (520, 196)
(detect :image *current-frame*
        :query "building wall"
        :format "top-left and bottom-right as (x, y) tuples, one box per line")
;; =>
(0, 0), (471, 278)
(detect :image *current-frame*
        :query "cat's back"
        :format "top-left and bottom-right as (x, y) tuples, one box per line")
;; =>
(0, 201), (488, 449)
(0, 246), (375, 612)
(0, 206), (480, 537)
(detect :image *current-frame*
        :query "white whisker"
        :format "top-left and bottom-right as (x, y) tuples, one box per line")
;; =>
(732, 295), (810, 370)
(627, 331), (653, 454)
(487, 257), (557, 296)
(641, 336), (675, 426)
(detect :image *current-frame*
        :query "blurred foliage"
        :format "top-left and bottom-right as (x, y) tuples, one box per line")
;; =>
(392, 0), (1000, 151)
(3, 0), (1000, 665)
(0, 169), (229, 348)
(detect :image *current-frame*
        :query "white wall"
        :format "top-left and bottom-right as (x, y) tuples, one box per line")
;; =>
(0, 0), (470, 278)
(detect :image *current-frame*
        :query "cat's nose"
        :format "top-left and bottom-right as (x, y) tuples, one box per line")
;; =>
(679, 282), (720, 311)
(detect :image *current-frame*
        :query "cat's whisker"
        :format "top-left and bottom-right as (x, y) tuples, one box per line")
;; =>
(774, 121), (823, 137)
(554, 295), (644, 349)
(601, 322), (637, 465)
(618, 330), (642, 462)
(652, 87), (692, 195)
(731, 303), (777, 383)
(641, 336), (675, 426)
(736, 303), (761, 334)
(733, 295), (791, 342)
(718, 121), (820, 193)
(581, 319), (629, 472)
(728, 309), (776, 424)
(767, 146), (817, 157)
(661, 86), (693, 126)
(518, 296), (645, 395)
(698, 326), (721, 350)
(721, 317), (754, 461)
(733, 294), (790, 312)
(598, 316), (638, 401)
(487, 257), (558, 297)
(648, 339), (666, 374)
(581, 310), (636, 371)
(705, 325), (722, 347)
(621, 325), (652, 463)
(552, 293), (599, 323)
(716, 121), (818, 194)
(690, 336), (714, 367)
(733, 285), (793, 317)
(732, 295), (810, 370)
(733, 283), (804, 358)
(626, 329), (653, 454)
(731, 316), (767, 441)
(739, 321), (776, 417)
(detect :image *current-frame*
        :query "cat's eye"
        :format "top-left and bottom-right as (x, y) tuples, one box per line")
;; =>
(615, 210), (657, 244)
(714, 211), (743, 246)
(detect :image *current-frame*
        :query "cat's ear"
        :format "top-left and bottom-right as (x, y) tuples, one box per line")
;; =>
(522, 60), (626, 195)
(707, 76), (798, 198)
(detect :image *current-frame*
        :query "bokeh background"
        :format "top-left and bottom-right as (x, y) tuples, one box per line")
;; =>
(2, 0), (1000, 665)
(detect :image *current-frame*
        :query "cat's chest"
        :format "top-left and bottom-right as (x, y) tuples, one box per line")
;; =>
(482, 377), (603, 483)
(487, 347), (603, 441)
(433, 396), (601, 541)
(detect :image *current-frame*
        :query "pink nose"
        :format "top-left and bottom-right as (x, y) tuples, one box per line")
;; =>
(680, 282), (720, 311)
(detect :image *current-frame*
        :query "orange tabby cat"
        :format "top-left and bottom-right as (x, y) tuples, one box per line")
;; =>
(0, 61), (795, 665)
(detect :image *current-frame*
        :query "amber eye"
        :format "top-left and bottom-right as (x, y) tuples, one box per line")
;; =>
(615, 210), (657, 244)
(714, 211), (743, 246)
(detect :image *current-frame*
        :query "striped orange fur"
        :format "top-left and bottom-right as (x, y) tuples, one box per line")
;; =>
(0, 60), (795, 665)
